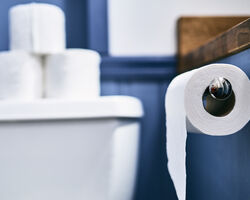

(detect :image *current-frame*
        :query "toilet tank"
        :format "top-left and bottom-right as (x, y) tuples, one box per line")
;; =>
(0, 96), (143, 200)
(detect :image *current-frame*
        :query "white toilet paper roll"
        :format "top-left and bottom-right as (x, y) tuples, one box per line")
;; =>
(9, 3), (65, 54)
(165, 64), (250, 200)
(0, 51), (43, 100)
(45, 49), (101, 99)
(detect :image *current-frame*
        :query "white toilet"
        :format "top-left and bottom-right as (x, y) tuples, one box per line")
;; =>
(0, 96), (143, 200)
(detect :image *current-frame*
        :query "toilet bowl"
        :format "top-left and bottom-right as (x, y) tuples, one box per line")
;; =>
(0, 96), (143, 200)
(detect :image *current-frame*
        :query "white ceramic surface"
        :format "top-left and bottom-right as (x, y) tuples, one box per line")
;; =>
(0, 96), (143, 200)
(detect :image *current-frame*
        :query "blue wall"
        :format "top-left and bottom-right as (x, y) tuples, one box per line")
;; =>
(186, 50), (250, 200)
(101, 50), (250, 200)
(101, 56), (177, 200)
(0, 1), (250, 200)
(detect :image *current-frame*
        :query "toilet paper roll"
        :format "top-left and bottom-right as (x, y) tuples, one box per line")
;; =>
(0, 51), (43, 100)
(165, 64), (250, 200)
(9, 3), (65, 54)
(45, 49), (101, 99)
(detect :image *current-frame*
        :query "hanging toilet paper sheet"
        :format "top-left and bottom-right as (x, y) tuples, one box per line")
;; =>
(9, 3), (65, 54)
(165, 64), (250, 200)
(45, 49), (101, 99)
(0, 51), (43, 100)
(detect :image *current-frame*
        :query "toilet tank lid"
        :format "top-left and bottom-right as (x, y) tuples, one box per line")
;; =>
(0, 96), (144, 121)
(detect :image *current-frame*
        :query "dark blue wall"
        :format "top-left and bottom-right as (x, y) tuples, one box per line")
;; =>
(0, 1), (249, 200)
(186, 50), (250, 200)
(101, 56), (177, 200)
(101, 50), (250, 200)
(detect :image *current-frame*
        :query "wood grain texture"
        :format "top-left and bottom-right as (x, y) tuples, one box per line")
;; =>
(178, 17), (250, 72)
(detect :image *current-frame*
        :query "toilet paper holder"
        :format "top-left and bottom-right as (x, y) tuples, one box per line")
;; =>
(203, 77), (235, 117)
(208, 77), (232, 100)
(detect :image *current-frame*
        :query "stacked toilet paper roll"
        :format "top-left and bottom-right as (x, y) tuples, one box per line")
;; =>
(45, 49), (101, 99)
(165, 64), (250, 200)
(0, 3), (101, 100)
(0, 51), (42, 100)
(9, 3), (66, 54)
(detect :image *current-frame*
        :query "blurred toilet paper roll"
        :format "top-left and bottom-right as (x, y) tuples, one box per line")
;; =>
(0, 51), (43, 100)
(45, 49), (101, 99)
(9, 3), (65, 54)
(165, 64), (250, 200)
